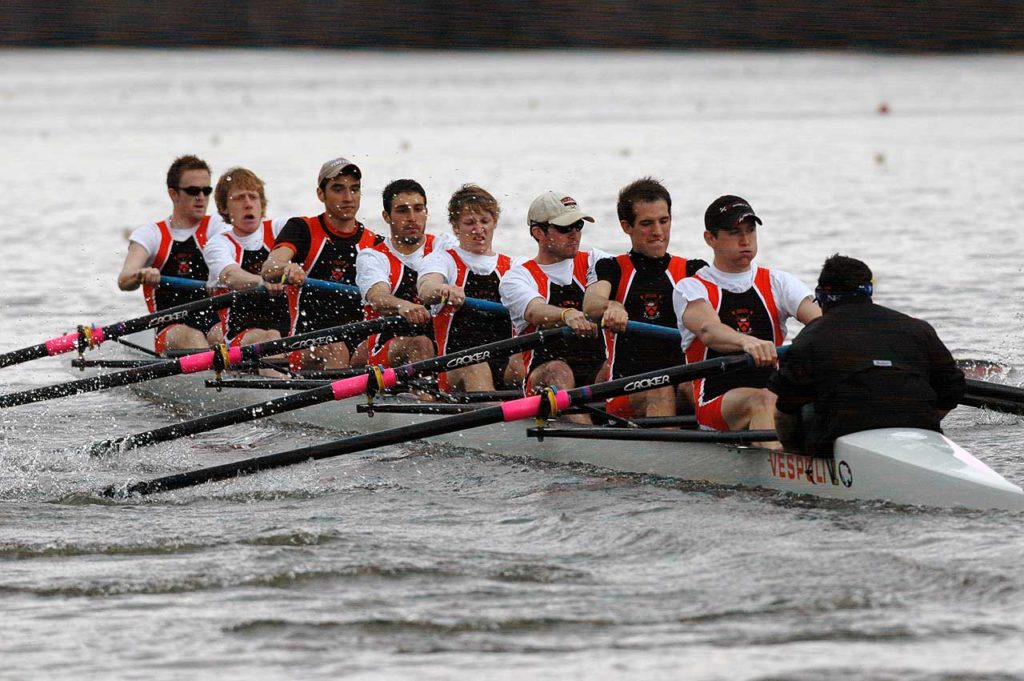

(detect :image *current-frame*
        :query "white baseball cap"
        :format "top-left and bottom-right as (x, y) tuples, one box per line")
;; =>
(318, 157), (361, 185)
(527, 191), (595, 227)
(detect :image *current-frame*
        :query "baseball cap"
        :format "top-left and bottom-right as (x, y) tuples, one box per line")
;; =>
(704, 195), (762, 232)
(318, 157), (361, 186)
(527, 191), (595, 227)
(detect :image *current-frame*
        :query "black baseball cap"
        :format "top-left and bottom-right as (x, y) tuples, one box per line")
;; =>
(704, 195), (762, 233)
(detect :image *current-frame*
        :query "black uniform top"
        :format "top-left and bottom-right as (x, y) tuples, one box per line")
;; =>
(767, 299), (966, 456)
(596, 251), (706, 378)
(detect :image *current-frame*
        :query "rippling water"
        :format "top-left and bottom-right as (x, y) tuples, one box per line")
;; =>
(2, 49), (1024, 680)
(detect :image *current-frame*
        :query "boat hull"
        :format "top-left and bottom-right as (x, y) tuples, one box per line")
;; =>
(128, 372), (1024, 511)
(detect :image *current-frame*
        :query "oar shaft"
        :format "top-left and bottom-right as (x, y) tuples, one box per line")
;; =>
(0, 287), (264, 369)
(104, 406), (502, 497)
(0, 317), (407, 410)
(104, 351), (758, 496)
(96, 328), (571, 454)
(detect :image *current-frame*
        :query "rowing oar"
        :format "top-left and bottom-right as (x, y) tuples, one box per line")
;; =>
(100, 351), (754, 498)
(160, 274), (681, 341)
(0, 287), (268, 370)
(960, 378), (1024, 417)
(0, 317), (410, 410)
(88, 327), (576, 456)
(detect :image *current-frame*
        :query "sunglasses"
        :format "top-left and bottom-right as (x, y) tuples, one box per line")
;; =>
(178, 186), (213, 197)
(536, 220), (585, 234)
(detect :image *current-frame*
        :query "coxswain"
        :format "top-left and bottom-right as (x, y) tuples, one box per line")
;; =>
(672, 195), (820, 443)
(499, 191), (609, 424)
(202, 167), (290, 356)
(583, 177), (707, 418)
(117, 155), (225, 353)
(260, 157), (380, 369)
(351, 179), (457, 368)
(418, 184), (519, 393)
(768, 254), (965, 456)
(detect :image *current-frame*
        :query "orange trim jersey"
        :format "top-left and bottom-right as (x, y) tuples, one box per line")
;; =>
(274, 216), (380, 337)
(516, 251), (605, 380)
(599, 252), (704, 379)
(212, 220), (291, 340)
(139, 215), (220, 334)
(684, 266), (784, 406)
(359, 234), (441, 365)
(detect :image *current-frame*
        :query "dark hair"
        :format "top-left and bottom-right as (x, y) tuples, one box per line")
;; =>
(818, 254), (873, 292)
(382, 179), (427, 213)
(166, 155), (211, 189)
(447, 184), (500, 225)
(616, 177), (671, 226)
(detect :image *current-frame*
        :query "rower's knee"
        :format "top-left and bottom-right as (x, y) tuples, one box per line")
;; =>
(530, 361), (575, 392)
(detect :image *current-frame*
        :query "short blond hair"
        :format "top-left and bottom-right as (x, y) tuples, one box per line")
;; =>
(215, 167), (267, 223)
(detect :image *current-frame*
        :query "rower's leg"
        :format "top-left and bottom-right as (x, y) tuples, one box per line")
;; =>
(503, 354), (526, 392)
(301, 341), (351, 370)
(628, 385), (677, 418)
(388, 335), (435, 366)
(528, 360), (591, 425)
(721, 387), (781, 449)
(447, 363), (496, 393)
(236, 329), (286, 377)
(164, 324), (210, 352)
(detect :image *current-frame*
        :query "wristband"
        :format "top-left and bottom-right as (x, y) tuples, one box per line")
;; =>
(560, 308), (572, 324)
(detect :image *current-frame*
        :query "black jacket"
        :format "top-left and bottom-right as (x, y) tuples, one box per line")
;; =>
(767, 300), (965, 456)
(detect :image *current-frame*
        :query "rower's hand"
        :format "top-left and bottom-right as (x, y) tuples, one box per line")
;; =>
(397, 302), (432, 325)
(562, 308), (598, 337)
(601, 303), (629, 334)
(264, 282), (286, 295)
(741, 338), (778, 367)
(137, 267), (161, 286)
(439, 284), (466, 309)
(273, 262), (305, 286)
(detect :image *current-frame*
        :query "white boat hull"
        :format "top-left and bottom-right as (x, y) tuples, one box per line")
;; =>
(124, 371), (1024, 512)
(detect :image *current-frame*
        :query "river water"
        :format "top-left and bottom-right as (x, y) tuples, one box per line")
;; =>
(1, 49), (1023, 680)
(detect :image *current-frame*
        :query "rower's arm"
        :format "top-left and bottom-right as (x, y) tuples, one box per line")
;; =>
(796, 296), (822, 324)
(583, 280), (628, 333)
(261, 245), (304, 285)
(524, 298), (598, 336)
(118, 242), (158, 291)
(683, 299), (776, 366)
(417, 273), (456, 306)
(366, 282), (431, 325)
(218, 264), (263, 291)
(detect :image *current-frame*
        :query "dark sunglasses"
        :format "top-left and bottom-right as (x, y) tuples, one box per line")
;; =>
(536, 220), (585, 234)
(178, 186), (213, 197)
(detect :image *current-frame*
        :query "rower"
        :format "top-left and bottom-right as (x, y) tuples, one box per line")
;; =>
(417, 184), (519, 393)
(117, 155), (225, 353)
(672, 195), (820, 443)
(260, 157), (381, 370)
(768, 254), (965, 456)
(583, 177), (707, 418)
(499, 191), (609, 424)
(202, 167), (290, 360)
(351, 179), (457, 368)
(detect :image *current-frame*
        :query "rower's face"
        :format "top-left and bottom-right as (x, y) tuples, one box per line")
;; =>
(705, 218), (758, 272)
(452, 208), (496, 255)
(226, 186), (264, 235)
(533, 222), (582, 261)
(622, 199), (671, 258)
(384, 192), (428, 245)
(170, 169), (212, 221)
(317, 174), (361, 221)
